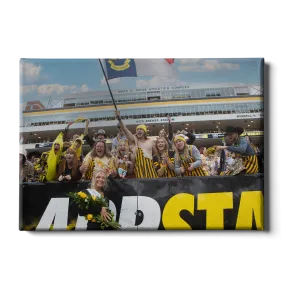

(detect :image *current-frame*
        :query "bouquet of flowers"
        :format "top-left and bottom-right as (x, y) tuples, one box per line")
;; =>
(67, 191), (121, 230)
(85, 211), (121, 230)
(67, 191), (108, 209)
(228, 156), (245, 176)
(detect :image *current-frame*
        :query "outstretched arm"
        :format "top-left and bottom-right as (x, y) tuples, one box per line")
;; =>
(63, 121), (74, 142)
(115, 110), (135, 144)
(83, 134), (95, 148)
(83, 119), (90, 136)
(216, 138), (248, 155)
(167, 115), (173, 141)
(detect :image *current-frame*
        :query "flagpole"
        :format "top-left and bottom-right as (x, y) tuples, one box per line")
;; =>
(98, 59), (118, 110)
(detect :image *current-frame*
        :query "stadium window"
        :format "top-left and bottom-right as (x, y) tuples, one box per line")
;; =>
(235, 87), (249, 96)
(207, 106), (212, 114)
(64, 99), (76, 107)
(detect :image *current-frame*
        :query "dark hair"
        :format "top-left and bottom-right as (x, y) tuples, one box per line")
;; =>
(224, 126), (244, 135)
(27, 151), (41, 160)
(186, 132), (196, 145)
(91, 140), (112, 158)
(20, 153), (26, 166)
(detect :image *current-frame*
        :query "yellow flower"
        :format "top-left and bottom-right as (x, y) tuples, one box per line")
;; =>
(86, 214), (93, 221)
(66, 220), (76, 230)
(92, 196), (96, 201)
(23, 218), (40, 231)
(78, 191), (87, 199)
(91, 219), (96, 223)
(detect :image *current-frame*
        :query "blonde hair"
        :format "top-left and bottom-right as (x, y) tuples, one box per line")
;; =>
(117, 140), (130, 159)
(111, 148), (117, 157)
(159, 129), (168, 138)
(173, 135), (186, 143)
(155, 137), (169, 160)
(90, 169), (107, 190)
(173, 140), (190, 163)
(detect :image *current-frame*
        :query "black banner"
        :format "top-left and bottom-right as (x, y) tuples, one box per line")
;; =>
(20, 175), (264, 230)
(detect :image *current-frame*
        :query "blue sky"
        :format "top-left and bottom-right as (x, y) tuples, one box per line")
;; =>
(20, 58), (263, 107)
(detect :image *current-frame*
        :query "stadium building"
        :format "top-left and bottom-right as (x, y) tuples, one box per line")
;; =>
(20, 84), (264, 155)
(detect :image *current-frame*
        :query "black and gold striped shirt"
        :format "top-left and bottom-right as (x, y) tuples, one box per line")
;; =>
(134, 147), (158, 178)
(153, 150), (176, 178)
(175, 145), (206, 177)
(227, 137), (259, 174)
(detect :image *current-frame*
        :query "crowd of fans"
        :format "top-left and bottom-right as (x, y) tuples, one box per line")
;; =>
(19, 113), (264, 183)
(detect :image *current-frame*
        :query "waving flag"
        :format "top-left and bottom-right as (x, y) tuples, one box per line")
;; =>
(104, 58), (175, 80)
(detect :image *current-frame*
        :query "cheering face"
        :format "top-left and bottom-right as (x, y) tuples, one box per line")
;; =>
(119, 142), (126, 152)
(65, 151), (75, 163)
(74, 142), (81, 149)
(54, 143), (60, 151)
(136, 128), (145, 139)
(202, 148), (207, 156)
(97, 134), (105, 140)
(225, 132), (238, 145)
(175, 139), (185, 151)
(95, 172), (106, 189)
(95, 142), (105, 158)
(159, 130), (166, 138)
(157, 138), (166, 151)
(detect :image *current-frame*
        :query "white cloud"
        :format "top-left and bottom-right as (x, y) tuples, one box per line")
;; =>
(178, 59), (240, 72)
(136, 76), (188, 88)
(20, 85), (38, 94)
(20, 61), (41, 79)
(37, 84), (77, 95)
(20, 83), (91, 95)
(80, 84), (90, 92)
(101, 77), (120, 85)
